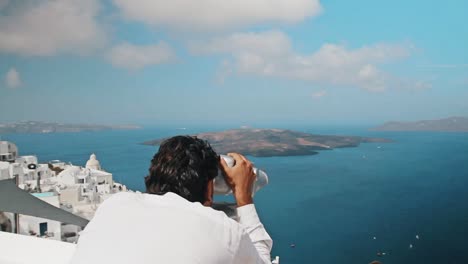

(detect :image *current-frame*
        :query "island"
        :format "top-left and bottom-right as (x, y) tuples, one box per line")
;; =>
(143, 128), (391, 157)
(0, 121), (141, 134)
(372, 116), (468, 132)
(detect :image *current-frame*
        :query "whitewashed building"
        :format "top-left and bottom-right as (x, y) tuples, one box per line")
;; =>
(56, 154), (127, 220)
(0, 141), (128, 242)
(19, 192), (61, 240)
(0, 141), (18, 162)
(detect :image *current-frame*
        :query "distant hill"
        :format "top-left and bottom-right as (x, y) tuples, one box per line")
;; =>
(0, 121), (141, 134)
(373, 117), (468, 132)
(143, 128), (391, 157)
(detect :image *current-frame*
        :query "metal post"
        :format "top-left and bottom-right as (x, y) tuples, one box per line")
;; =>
(14, 175), (19, 234)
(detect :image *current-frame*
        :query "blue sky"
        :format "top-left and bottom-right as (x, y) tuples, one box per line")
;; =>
(1, 0), (467, 126)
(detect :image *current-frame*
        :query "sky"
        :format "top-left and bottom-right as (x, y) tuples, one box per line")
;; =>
(0, 0), (467, 126)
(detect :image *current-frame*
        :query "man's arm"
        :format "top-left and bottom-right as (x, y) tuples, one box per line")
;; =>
(220, 153), (273, 263)
(237, 204), (273, 263)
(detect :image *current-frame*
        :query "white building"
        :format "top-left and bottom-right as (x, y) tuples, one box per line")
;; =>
(0, 141), (55, 188)
(85, 153), (101, 170)
(16, 156), (55, 187)
(0, 141), (128, 242)
(0, 161), (11, 180)
(56, 154), (127, 220)
(19, 192), (61, 241)
(0, 141), (21, 180)
(0, 141), (18, 162)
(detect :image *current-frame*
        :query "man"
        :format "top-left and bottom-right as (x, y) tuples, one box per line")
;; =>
(71, 136), (272, 264)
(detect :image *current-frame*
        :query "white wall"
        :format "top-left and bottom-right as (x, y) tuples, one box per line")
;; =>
(15, 156), (38, 165)
(0, 141), (18, 162)
(0, 161), (10, 180)
(0, 231), (76, 264)
(18, 194), (62, 241)
(19, 215), (61, 240)
(60, 186), (82, 206)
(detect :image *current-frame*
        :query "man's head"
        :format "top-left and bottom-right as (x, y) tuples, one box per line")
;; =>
(145, 136), (219, 204)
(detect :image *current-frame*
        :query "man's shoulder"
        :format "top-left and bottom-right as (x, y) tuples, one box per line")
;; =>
(98, 191), (139, 208)
(100, 191), (235, 223)
(105, 191), (135, 201)
(76, 191), (248, 263)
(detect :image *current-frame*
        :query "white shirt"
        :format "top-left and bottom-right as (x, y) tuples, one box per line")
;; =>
(70, 192), (273, 264)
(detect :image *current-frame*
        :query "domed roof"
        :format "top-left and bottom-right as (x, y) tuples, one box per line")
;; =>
(57, 165), (81, 177)
(85, 153), (101, 170)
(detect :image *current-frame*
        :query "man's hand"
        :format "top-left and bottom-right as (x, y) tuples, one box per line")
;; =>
(219, 153), (256, 207)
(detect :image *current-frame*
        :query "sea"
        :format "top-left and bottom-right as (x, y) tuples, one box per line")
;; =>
(2, 125), (468, 264)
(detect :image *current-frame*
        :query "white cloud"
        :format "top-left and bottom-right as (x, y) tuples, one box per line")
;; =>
(112, 0), (322, 31)
(0, 0), (107, 56)
(107, 42), (176, 70)
(191, 31), (420, 91)
(311, 90), (327, 98)
(5, 67), (21, 88)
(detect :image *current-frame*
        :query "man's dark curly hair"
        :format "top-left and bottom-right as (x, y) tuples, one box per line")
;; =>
(145, 136), (219, 203)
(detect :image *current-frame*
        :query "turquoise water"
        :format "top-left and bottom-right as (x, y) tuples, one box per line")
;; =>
(3, 127), (468, 263)
(31, 192), (55, 198)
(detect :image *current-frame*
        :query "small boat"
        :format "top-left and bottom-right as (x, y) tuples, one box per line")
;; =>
(290, 243), (296, 248)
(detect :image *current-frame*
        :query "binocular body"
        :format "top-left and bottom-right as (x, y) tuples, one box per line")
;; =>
(213, 155), (269, 195)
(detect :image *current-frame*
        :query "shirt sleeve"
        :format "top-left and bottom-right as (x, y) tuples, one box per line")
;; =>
(234, 204), (273, 264)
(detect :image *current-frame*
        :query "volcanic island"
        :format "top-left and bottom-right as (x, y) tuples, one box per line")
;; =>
(143, 128), (391, 157)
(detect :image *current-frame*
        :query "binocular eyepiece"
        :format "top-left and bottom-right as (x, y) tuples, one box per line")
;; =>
(213, 155), (269, 195)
